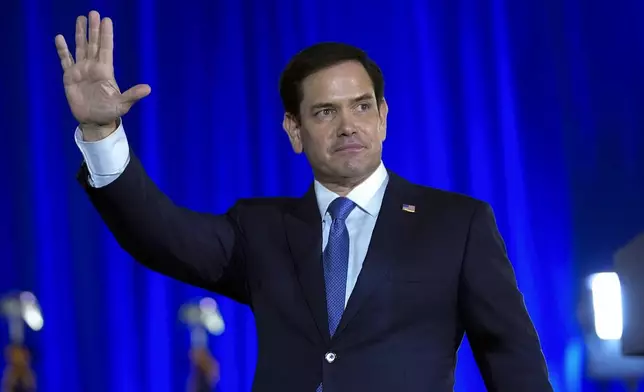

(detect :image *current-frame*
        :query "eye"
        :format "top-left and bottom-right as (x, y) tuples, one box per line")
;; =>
(315, 108), (335, 118)
(357, 103), (371, 111)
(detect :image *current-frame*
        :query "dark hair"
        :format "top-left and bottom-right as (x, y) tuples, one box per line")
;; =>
(279, 42), (385, 118)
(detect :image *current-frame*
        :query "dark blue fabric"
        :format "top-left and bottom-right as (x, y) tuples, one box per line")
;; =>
(323, 197), (356, 337)
(318, 197), (356, 392)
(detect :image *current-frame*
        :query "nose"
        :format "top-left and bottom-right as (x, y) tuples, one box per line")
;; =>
(337, 112), (357, 136)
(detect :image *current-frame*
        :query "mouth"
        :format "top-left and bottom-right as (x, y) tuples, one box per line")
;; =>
(334, 143), (365, 153)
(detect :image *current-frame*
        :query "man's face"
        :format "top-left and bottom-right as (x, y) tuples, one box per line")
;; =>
(283, 61), (388, 184)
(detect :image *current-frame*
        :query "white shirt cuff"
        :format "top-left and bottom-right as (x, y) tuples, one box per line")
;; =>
(74, 119), (130, 187)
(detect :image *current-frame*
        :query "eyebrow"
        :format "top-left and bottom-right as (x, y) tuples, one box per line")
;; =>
(309, 93), (375, 111)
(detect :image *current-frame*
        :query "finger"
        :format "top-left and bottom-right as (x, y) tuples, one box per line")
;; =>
(117, 84), (152, 115)
(75, 15), (87, 62)
(54, 35), (74, 70)
(87, 10), (100, 59)
(121, 84), (152, 103)
(98, 17), (113, 65)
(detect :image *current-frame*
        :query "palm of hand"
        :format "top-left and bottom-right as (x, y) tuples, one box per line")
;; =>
(64, 60), (122, 125)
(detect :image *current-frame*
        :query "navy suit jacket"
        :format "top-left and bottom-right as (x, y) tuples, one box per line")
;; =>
(78, 151), (552, 392)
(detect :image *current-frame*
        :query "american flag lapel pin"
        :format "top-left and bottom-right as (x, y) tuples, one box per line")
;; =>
(402, 204), (416, 213)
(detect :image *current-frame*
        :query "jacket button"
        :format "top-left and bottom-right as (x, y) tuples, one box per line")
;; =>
(325, 352), (336, 363)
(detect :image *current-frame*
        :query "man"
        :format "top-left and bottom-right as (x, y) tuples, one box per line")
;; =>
(54, 10), (553, 392)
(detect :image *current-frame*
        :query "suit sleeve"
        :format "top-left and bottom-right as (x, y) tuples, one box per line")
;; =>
(77, 151), (249, 305)
(458, 202), (552, 391)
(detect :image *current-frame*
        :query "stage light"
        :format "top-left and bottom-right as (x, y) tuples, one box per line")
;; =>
(179, 297), (225, 348)
(198, 297), (225, 336)
(1, 291), (44, 343)
(589, 272), (622, 340)
(579, 271), (644, 388)
(20, 292), (43, 332)
(179, 297), (223, 391)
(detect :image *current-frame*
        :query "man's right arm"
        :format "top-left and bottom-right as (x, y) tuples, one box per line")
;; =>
(75, 121), (249, 304)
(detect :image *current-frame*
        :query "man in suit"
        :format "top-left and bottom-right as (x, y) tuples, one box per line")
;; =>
(54, 10), (553, 392)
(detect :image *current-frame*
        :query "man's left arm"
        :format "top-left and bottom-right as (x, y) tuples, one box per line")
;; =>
(458, 202), (553, 391)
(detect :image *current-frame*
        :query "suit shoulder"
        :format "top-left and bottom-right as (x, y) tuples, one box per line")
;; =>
(223, 197), (298, 229)
(403, 182), (499, 232)
(234, 196), (298, 209)
(391, 174), (497, 225)
(407, 181), (486, 210)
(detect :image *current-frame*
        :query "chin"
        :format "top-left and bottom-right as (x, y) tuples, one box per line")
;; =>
(335, 159), (377, 179)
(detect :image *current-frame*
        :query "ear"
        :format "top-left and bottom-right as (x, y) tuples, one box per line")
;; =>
(378, 98), (389, 142)
(283, 112), (303, 153)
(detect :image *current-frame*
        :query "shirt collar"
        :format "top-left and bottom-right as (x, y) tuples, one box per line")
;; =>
(314, 161), (388, 218)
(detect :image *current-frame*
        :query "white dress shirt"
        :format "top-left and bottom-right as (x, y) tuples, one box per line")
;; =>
(74, 120), (389, 308)
(314, 164), (388, 307)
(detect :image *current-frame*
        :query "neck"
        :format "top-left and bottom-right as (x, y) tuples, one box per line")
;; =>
(314, 166), (378, 197)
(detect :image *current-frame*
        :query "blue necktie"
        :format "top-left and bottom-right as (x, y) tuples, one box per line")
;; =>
(317, 197), (356, 392)
(324, 197), (356, 336)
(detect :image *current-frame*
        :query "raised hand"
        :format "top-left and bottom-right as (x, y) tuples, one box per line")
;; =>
(55, 10), (150, 140)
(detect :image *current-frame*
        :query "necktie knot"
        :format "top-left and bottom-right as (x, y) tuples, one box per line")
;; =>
(327, 197), (356, 221)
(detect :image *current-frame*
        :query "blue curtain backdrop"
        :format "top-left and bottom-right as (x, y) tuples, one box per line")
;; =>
(1, 0), (643, 391)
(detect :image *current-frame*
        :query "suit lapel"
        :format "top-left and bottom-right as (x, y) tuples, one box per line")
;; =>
(284, 185), (330, 344)
(335, 172), (420, 337)
(283, 172), (421, 343)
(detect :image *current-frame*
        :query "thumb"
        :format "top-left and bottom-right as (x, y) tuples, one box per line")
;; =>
(117, 84), (151, 115)
(121, 84), (151, 103)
